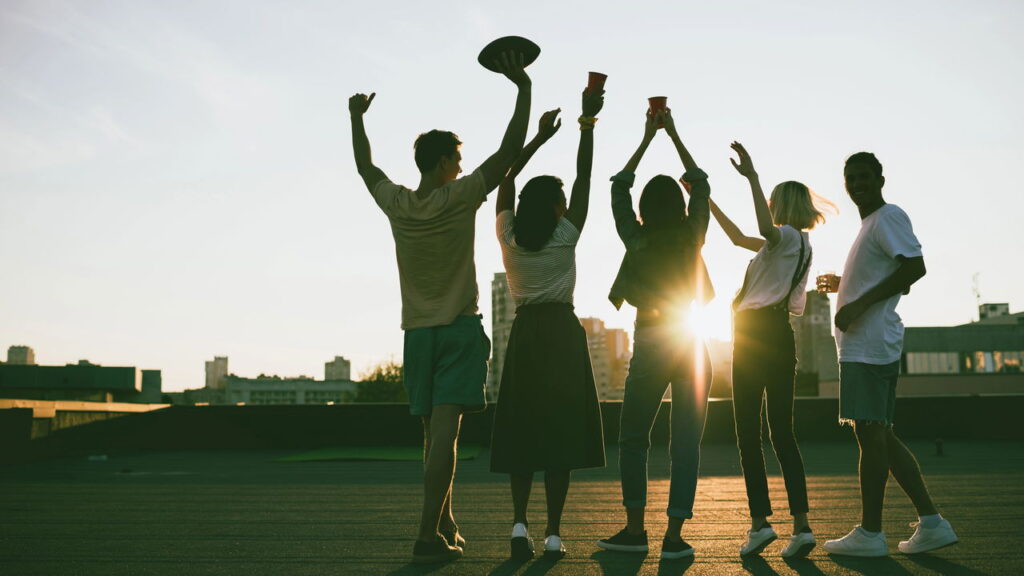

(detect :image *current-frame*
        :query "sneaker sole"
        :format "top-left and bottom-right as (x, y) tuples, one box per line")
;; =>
(823, 547), (888, 558)
(596, 542), (649, 553)
(741, 534), (778, 556)
(899, 538), (958, 555)
(661, 548), (695, 560)
(781, 541), (816, 559)
(412, 548), (463, 564)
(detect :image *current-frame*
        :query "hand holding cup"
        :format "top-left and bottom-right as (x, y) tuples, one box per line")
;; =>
(816, 272), (840, 294)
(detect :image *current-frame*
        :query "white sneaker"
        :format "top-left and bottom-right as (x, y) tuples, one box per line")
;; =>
(823, 526), (888, 557)
(543, 535), (566, 558)
(780, 531), (816, 558)
(740, 526), (778, 556)
(898, 518), (958, 554)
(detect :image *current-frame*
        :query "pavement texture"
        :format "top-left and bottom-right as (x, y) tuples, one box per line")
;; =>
(1, 440), (1022, 575)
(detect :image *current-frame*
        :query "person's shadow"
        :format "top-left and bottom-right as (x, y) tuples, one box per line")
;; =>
(828, 554), (915, 575)
(591, 549), (648, 576)
(386, 560), (456, 576)
(740, 555), (780, 576)
(782, 556), (829, 576)
(904, 553), (991, 576)
(656, 555), (695, 575)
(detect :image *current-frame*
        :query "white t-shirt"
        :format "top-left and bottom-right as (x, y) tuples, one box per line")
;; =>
(734, 225), (812, 315)
(496, 210), (579, 307)
(835, 203), (923, 364)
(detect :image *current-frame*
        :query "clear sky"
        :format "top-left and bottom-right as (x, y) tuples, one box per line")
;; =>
(2, 0), (1022, 392)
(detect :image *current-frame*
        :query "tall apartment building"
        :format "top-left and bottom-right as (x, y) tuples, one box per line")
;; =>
(325, 356), (352, 381)
(487, 273), (516, 402)
(6, 346), (36, 365)
(205, 356), (229, 390)
(579, 317), (631, 401)
(790, 290), (841, 395)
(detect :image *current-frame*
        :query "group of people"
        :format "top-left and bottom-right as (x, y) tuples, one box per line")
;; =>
(349, 51), (959, 565)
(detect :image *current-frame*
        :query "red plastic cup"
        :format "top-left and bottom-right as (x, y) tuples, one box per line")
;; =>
(587, 71), (607, 93)
(648, 96), (668, 127)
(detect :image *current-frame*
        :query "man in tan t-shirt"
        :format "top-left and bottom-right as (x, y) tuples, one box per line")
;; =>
(349, 52), (532, 564)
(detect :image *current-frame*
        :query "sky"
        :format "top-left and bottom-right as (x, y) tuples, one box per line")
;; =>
(2, 0), (1022, 392)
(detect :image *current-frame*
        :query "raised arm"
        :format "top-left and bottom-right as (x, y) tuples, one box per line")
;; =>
(564, 88), (604, 231)
(477, 52), (533, 192)
(349, 92), (389, 192)
(662, 109), (710, 246)
(730, 141), (780, 246)
(707, 195), (764, 252)
(835, 256), (926, 331)
(496, 109), (562, 215)
(611, 112), (659, 245)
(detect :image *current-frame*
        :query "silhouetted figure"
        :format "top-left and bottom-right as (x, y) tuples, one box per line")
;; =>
(710, 142), (836, 558)
(489, 89), (606, 561)
(821, 152), (958, 557)
(348, 51), (532, 565)
(596, 107), (713, 560)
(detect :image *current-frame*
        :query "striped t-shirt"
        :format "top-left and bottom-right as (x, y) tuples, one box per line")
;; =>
(496, 210), (579, 307)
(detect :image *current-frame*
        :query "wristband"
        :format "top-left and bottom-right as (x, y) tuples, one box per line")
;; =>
(578, 115), (597, 130)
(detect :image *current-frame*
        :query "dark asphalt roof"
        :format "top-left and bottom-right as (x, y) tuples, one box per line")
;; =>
(2, 440), (1021, 575)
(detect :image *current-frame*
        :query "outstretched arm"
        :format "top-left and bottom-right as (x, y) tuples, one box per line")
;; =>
(611, 112), (658, 245)
(478, 52), (533, 192)
(729, 141), (780, 246)
(707, 196), (764, 252)
(662, 109), (710, 246)
(565, 89), (604, 231)
(349, 92), (389, 192)
(496, 109), (562, 215)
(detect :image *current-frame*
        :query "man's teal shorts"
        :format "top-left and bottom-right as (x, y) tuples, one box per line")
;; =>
(403, 314), (490, 416)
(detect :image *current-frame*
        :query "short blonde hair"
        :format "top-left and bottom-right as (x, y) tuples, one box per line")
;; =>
(769, 181), (838, 230)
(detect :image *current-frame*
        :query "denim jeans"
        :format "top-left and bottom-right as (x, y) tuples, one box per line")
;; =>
(732, 308), (810, 518)
(618, 323), (712, 519)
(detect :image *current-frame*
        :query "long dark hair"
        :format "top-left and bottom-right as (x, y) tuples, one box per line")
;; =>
(638, 175), (686, 229)
(514, 175), (564, 251)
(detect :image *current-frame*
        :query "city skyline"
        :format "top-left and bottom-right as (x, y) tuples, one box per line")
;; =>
(2, 1), (1022, 391)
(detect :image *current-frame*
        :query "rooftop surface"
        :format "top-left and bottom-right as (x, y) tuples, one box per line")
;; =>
(2, 440), (1022, 575)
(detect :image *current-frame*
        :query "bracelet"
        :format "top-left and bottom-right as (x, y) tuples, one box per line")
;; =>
(578, 115), (597, 130)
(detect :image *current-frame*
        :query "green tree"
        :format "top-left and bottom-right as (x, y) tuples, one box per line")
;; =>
(356, 360), (407, 402)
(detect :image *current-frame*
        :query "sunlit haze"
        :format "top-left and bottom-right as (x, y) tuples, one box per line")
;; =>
(2, 1), (1021, 391)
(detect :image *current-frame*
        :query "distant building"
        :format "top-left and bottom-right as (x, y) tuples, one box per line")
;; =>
(325, 356), (352, 381)
(819, 303), (1024, 397)
(487, 273), (515, 402)
(223, 375), (357, 405)
(790, 290), (840, 395)
(0, 356), (162, 403)
(7, 346), (36, 365)
(579, 317), (631, 401)
(205, 356), (229, 390)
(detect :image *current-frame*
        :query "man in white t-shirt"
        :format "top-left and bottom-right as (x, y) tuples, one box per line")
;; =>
(822, 152), (958, 557)
(349, 52), (532, 564)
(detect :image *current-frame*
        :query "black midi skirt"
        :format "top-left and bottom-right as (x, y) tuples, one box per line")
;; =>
(489, 302), (606, 473)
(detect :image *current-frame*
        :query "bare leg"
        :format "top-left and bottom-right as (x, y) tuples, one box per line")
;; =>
(544, 470), (570, 536)
(510, 472), (533, 526)
(854, 422), (890, 533)
(423, 418), (458, 537)
(885, 428), (938, 517)
(417, 405), (462, 542)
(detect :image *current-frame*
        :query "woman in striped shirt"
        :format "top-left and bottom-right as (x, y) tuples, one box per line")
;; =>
(490, 89), (606, 561)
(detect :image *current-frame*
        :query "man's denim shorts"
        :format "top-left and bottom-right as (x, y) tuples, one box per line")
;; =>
(839, 361), (899, 427)
(403, 314), (490, 416)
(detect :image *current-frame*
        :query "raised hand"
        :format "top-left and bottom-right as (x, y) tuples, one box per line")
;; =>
(582, 88), (604, 117)
(494, 51), (531, 88)
(349, 92), (375, 116)
(729, 141), (758, 178)
(536, 108), (562, 141)
(661, 108), (677, 137)
(643, 110), (659, 141)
